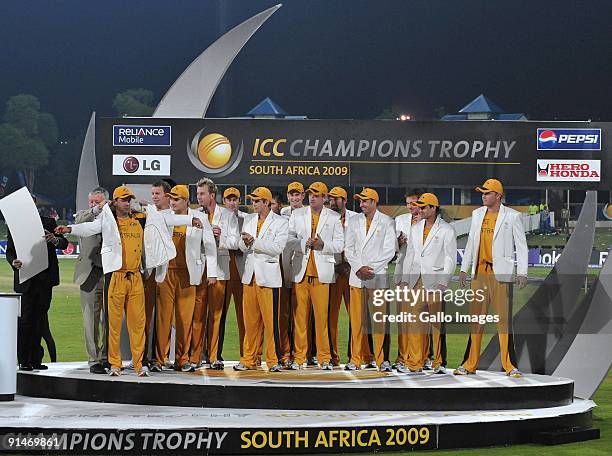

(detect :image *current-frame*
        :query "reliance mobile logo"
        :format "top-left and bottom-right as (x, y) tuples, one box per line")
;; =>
(113, 125), (172, 146)
(537, 128), (601, 150)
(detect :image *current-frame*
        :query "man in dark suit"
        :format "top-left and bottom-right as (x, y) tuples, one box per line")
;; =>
(6, 209), (68, 371)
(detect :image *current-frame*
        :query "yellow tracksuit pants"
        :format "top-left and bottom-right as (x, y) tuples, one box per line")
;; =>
(293, 276), (331, 365)
(461, 272), (517, 374)
(329, 272), (350, 365)
(240, 280), (282, 368)
(191, 277), (226, 364)
(107, 271), (145, 371)
(279, 286), (293, 363)
(404, 279), (445, 370)
(155, 269), (196, 367)
(348, 286), (389, 367)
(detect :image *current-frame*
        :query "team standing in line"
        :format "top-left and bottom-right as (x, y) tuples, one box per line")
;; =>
(53, 177), (528, 378)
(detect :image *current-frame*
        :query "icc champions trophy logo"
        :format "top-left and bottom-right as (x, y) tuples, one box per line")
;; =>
(187, 129), (243, 177)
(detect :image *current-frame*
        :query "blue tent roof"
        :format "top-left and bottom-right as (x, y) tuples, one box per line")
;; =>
(440, 114), (468, 121)
(246, 97), (288, 117)
(498, 113), (526, 120)
(458, 94), (504, 114)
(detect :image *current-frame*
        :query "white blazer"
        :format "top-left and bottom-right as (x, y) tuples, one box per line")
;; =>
(206, 205), (240, 281)
(239, 211), (288, 288)
(155, 208), (218, 285)
(460, 204), (528, 283)
(344, 210), (396, 289)
(287, 206), (344, 284)
(333, 208), (357, 267)
(394, 213), (415, 284)
(232, 210), (247, 277)
(280, 205), (299, 288)
(69, 204), (191, 275)
(406, 217), (457, 290)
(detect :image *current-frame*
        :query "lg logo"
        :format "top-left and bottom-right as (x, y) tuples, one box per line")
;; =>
(123, 156), (140, 173)
(113, 154), (170, 176)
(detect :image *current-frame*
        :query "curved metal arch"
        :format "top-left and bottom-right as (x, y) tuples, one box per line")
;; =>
(153, 4), (282, 118)
(75, 112), (97, 212)
(76, 5), (282, 210)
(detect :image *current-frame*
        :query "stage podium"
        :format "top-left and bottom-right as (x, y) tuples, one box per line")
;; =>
(0, 293), (20, 401)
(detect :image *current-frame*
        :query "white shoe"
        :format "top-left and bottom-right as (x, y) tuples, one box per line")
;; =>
(344, 362), (357, 371)
(138, 366), (150, 377)
(269, 364), (282, 372)
(453, 366), (475, 375)
(320, 362), (333, 371)
(108, 367), (121, 377)
(379, 361), (392, 372)
(233, 363), (250, 371)
(288, 362), (301, 370)
(507, 368), (522, 378)
(433, 366), (447, 374)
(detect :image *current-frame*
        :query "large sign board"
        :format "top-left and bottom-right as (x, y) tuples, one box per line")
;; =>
(97, 118), (610, 190)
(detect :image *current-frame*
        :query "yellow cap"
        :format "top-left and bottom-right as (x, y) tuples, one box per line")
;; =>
(306, 181), (328, 195)
(287, 181), (304, 194)
(112, 185), (135, 200)
(476, 178), (504, 195)
(412, 192), (439, 207)
(328, 186), (348, 200)
(223, 187), (240, 199)
(246, 187), (273, 202)
(354, 188), (379, 203)
(168, 185), (189, 200)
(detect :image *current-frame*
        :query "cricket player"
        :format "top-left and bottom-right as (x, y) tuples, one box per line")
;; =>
(327, 186), (357, 366)
(222, 187), (248, 358)
(287, 182), (344, 370)
(152, 185), (217, 372)
(233, 187), (288, 372)
(190, 178), (240, 370)
(455, 179), (528, 378)
(402, 193), (456, 374)
(344, 188), (396, 371)
(56, 186), (203, 377)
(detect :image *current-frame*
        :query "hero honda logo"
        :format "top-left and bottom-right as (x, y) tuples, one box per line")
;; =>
(113, 125), (172, 146)
(537, 128), (601, 150)
(536, 159), (600, 182)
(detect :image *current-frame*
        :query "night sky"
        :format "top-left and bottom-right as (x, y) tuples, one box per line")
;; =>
(2, 0), (612, 139)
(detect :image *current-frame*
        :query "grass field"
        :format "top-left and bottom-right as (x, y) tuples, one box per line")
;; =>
(0, 259), (608, 454)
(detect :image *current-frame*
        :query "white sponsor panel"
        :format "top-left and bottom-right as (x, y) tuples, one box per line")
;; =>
(536, 159), (600, 182)
(112, 155), (171, 176)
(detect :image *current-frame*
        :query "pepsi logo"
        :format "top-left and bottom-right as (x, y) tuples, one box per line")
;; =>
(123, 156), (140, 173)
(538, 130), (557, 149)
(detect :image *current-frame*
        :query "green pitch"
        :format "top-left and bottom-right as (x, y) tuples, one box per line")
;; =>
(0, 259), (608, 454)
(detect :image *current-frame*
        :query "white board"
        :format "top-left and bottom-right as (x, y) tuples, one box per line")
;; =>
(0, 187), (49, 283)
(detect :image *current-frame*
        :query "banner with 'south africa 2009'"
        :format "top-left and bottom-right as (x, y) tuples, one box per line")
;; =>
(97, 119), (610, 190)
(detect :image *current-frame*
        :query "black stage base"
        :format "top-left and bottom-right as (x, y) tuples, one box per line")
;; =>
(17, 362), (574, 411)
(0, 394), (14, 402)
(3, 362), (596, 454)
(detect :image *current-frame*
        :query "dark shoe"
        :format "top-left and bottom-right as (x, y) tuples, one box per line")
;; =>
(19, 364), (34, 371)
(33, 364), (48, 370)
(90, 363), (107, 374)
(101, 361), (111, 370)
